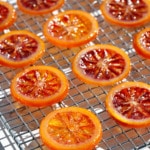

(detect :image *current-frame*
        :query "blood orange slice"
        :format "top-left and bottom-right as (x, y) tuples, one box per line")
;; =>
(10, 65), (69, 107)
(106, 82), (150, 128)
(43, 10), (99, 48)
(100, 0), (150, 27)
(40, 107), (102, 150)
(0, 1), (17, 31)
(0, 30), (45, 68)
(133, 28), (150, 59)
(72, 44), (131, 86)
(17, 0), (64, 15)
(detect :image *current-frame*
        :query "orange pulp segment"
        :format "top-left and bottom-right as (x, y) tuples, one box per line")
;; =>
(43, 10), (99, 48)
(133, 27), (150, 59)
(17, 0), (64, 15)
(100, 0), (150, 27)
(72, 44), (131, 86)
(40, 107), (102, 150)
(0, 30), (45, 68)
(10, 65), (69, 107)
(106, 81), (150, 128)
(0, 1), (17, 31)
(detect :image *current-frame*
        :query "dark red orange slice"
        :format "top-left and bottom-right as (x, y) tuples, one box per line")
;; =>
(11, 65), (69, 107)
(133, 28), (150, 59)
(100, 0), (150, 27)
(0, 1), (17, 31)
(17, 0), (64, 15)
(72, 44), (131, 86)
(106, 81), (150, 128)
(0, 30), (45, 68)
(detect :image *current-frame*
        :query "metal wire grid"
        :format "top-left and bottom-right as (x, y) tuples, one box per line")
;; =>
(0, 0), (150, 149)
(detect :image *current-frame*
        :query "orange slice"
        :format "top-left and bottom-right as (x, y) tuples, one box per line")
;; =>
(40, 107), (102, 150)
(0, 1), (17, 31)
(133, 27), (150, 59)
(106, 81), (150, 128)
(72, 44), (131, 86)
(100, 0), (150, 27)
(0, 30), (45, 68)
(10, 65), (69, 107)
(43, 10), (99, 48)
(17, 0), (64, 15)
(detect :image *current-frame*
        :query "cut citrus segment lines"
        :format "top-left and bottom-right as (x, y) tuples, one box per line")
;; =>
(0, 1), (17, 31)
(133, 27), (150, 59)
(11, 65), (69, 107)
(43, 10), (99, 48)
(17, 0), (64, 15)
(72, 44), (131, 86)
(40, 107), (102, 150)
(100, 0), (150, 27)
(0, 30), (45, 68)
(106, 81), (150, 128)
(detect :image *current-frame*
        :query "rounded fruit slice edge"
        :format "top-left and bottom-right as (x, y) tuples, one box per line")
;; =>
(100, 0), (150, 27)
(0, 30), (45, 68)
(43, 10), (99, 48)
(106, 81), (150, 128)
(133, 27), (150, 59)
(17, 0), (64, 15)
(10, 65), (69, 107)
(0, 1), (17, 31)
(40, 106), (102, 150)
(72, 44), (131, 86)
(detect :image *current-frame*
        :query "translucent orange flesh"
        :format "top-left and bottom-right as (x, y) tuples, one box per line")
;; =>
(0, 34), (38, 61)
(78, 48), (126, 80)
(140, 31), (150, 50)
(112, 86), (150, 120)
(18, 0), (60, 11)
(0, 4), (9, 23)
(47, 14), (91, 40)
(107, 0), (148, 21)
(48, 111), (95, 144)
(16, 69), (61, 98)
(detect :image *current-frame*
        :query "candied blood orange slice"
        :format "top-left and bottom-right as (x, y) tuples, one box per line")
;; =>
(0, 1), (17, 31)
(0, 30), (45, 68)
(106, 82), (150, 128)
(17, 0), (64, 15)
(10, 65), (69, 107)
(40, 107), (102, 150)
(100, 0), (150, 27)
(133, 28), (150, 59)
(72, 44), (131, 86)
(43, 10), (99, 48)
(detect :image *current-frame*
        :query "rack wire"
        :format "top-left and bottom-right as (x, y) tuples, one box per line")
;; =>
(0, 0), (150, 150)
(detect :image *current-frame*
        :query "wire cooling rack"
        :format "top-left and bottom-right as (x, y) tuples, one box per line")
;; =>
(0, 0), (150, 150)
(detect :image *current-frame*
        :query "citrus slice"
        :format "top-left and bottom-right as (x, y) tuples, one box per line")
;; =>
(100, 0), (150, 27)
(106, 82), (150, 128)
(133, 28), (150, 59)
(17, 0), (64, 15)
(40, 107), (102, 150)
(0, 30), (45, 68)
(72, 44), (131, 86)
(43, 10), (99, 48)
(10, 65), (69, 107)
(0, 1), (17, 31)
